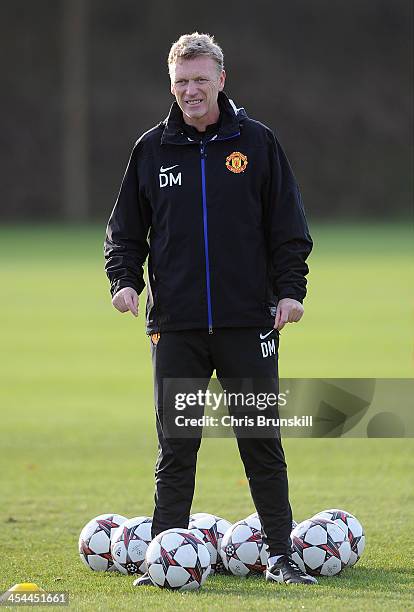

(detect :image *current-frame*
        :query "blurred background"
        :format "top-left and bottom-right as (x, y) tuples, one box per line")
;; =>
(0, 0), (412, 221)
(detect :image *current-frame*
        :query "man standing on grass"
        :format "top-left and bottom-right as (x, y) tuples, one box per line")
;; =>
(104, 32), (314, 586)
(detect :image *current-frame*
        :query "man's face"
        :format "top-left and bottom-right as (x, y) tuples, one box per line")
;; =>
(170, 56), (226, 128)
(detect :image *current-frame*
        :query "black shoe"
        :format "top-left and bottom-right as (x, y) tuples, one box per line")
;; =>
(214, 560), (228, 575)
(265, 556), (318, 585)
(133, 572), (155, 587)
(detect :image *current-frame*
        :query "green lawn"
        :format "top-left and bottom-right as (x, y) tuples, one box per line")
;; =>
(0, 223), (413, 610)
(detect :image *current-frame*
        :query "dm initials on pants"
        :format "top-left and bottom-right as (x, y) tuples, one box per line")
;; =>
(261, 338), (276, 358)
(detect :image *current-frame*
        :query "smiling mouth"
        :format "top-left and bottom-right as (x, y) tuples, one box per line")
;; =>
(186, 99), (202, 105)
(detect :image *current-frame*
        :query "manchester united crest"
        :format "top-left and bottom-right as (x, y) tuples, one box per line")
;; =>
(150, 333), (160, 345)
(226, 151), (248, 174)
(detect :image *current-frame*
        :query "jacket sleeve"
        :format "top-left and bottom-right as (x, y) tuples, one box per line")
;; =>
(104, 143), (152, 297)
(263, 131), (313, 303)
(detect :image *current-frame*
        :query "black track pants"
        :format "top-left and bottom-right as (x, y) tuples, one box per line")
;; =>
(150, 327), (293, 556)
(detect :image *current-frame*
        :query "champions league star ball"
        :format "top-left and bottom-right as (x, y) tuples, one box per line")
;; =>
(189, 512), (209, 522)
(246, 511), (297, 531)
(219, 516), (268, 576)
(188, 513), (232, 574)
(79, 514), (128, 571)
(110, 516), (152, 574)
(291, 518), (351, 576)
(311, 509), (365, 566)
(145, 528), (211, 590)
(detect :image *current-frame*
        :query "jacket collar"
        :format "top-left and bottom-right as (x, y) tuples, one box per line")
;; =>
(160, 91), (244, 145)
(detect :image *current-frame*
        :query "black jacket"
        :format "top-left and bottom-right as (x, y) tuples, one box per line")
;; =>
(104, 92), (312, 333)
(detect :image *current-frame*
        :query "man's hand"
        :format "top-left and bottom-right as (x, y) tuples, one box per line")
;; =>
(112, 287), (139, 317)
(274, 298), (304, 331)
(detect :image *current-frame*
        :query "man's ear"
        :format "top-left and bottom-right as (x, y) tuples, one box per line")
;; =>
(218, 69), (226, 91)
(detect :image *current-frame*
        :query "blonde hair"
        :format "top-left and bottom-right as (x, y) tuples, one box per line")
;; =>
(168, 32), (224, 75)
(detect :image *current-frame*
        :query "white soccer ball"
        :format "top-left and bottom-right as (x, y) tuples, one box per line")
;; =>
(79, 513), (128, 571)
(311, 509), (365, 566)
(145, 528), (211, 590)
(188, 513), (232, 574)
(291, 518), (351, 576)
(110, 516), (152, 574)
(246, 511), (297, 531)
(189, 512), (209, 522)
(219, 516), (268, 576)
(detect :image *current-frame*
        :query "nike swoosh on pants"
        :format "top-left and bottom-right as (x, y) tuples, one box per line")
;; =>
(259, 330), (274, 340)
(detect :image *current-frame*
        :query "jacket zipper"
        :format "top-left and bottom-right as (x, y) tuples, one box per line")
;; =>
(200, 141), (213, 334)
(199, 132), (240, 334)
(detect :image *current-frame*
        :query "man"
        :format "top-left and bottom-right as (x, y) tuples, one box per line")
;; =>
(104, 32), (315, 586)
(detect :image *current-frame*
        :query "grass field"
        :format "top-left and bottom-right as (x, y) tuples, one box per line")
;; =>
(0, 223), (413, 610)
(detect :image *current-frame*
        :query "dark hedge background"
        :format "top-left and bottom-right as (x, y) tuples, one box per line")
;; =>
(1, 0), (412, 220)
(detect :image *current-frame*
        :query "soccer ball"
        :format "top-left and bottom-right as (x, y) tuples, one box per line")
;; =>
(219, 516), (268, 576)
(79, 513), (128, 571)
(291, 518), (351, 576)
(311, 509), (365, 566)
(188, 513), (232, 574)
(246, 511), (297, 531)
(189, 512), (209, 522)
(145, 528), (211, 590)
(110, 516), (152, 574)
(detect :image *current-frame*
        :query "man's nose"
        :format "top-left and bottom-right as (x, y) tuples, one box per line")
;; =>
(185, 80), (198, 96)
